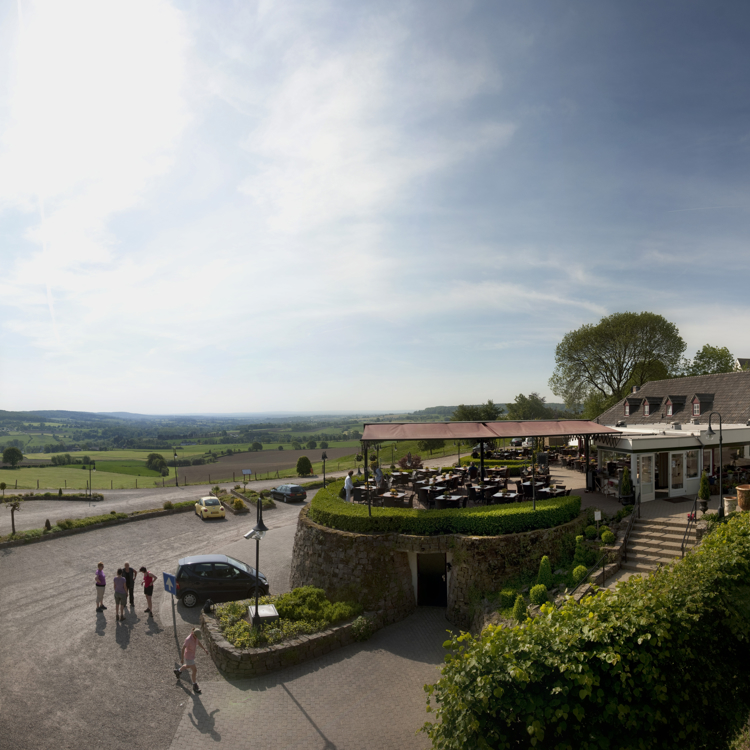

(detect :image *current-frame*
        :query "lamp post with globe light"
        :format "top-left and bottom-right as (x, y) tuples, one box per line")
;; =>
(244, 499), (269, 629)
(706, 412), (725, 520)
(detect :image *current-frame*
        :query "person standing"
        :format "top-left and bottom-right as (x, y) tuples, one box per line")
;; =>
(122, 562), (137, 607)
(113, 568), (128, 621)
(139, 566), (157, 617)
(344, 470), (354, 502)
(174, 628), (208, 694)
(95, 562), (107, 612)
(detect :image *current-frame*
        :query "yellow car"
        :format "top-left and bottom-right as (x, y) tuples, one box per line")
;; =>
(194, 496), (226, 520)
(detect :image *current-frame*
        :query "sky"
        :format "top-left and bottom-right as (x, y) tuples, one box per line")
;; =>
(2, 0), (750, 414)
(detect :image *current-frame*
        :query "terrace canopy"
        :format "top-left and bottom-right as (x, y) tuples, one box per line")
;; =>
(360, 420), (621, 493)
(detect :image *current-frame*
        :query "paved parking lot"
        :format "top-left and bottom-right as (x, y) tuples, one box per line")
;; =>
(1, 491), (448, 750)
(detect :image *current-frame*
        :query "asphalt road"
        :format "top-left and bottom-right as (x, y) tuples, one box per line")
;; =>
(6, 478), (341, 534)
(0, 500), (303, 750)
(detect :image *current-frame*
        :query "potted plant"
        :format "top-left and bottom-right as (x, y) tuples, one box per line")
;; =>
(619, 467), (634, 505)
(698, 470), (711, 514)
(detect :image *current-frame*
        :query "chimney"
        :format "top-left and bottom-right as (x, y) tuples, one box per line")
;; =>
(632, 386), (639, 393)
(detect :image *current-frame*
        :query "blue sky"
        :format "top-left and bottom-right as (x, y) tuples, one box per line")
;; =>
(1, 0), (749, 414)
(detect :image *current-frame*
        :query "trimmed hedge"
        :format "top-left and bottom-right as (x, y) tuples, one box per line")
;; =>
(3, 492), (105, 502)
(308, 480), (581, 536)
(458, 458), (528, 477)
(423, 512), (750, 750)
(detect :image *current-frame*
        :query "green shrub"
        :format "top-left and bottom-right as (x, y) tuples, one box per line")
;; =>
(310, 480), (581, 537)
(601, 529), (615, 545)
(499, 589), (516, 609)
(58, 488), (62, 497)
(233, 497), (246, 511)
(573, 535), (588, 566)
(529, 584), (548, 605)
(614, 505), (634, 523)
(424, 512), (750, 750)
(572, 564), (588, 584)
(351, 615), (376, 642)
(512, 594), (527, 622)
(163, 501), (174, 510)
(296, 456), (313, 476)
(584, 524), (597, 540)
(537, 555), (553, 589)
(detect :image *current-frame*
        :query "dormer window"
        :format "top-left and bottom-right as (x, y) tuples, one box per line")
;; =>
(666, 403), (673, 416)
(644, 402), (650, 416)
(624, 403), (630, 416)
(693, 402), (700, 416)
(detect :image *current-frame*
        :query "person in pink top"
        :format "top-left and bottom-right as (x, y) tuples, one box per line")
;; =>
(174, 628), (208, 694)
(139, 566), (157, 617)
(94, 562), (107, 613)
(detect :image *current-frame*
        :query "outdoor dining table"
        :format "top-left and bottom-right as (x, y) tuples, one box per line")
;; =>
(492, 492), (519, 503)
(435, 494), (462, 508)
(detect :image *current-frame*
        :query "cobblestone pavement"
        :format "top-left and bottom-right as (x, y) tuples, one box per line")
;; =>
(168, 607), (450, 750)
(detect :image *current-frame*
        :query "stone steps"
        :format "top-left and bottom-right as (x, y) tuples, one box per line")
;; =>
(619, 517), (695, 576)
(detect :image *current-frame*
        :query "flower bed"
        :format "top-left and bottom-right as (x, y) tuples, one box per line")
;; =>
(310, 479), (581, 536)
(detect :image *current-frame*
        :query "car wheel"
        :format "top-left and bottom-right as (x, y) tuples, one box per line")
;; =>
(247, 587), (261, 599)
(181, 591), (198, 608)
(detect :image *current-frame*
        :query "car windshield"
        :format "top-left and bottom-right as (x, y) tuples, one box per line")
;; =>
(204, 498), (220, 506)
(227, 556), (256, 576)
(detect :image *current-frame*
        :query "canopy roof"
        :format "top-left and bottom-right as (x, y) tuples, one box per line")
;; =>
(361, 420), (620, 442)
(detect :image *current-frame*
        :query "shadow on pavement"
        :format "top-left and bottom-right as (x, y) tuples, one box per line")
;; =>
(178, 684), (221, 742)
(282, 683), (338, 750)
(95, 610), (107, 636)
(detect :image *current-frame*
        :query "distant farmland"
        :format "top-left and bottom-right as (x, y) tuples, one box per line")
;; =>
(175, 447), (357, 483)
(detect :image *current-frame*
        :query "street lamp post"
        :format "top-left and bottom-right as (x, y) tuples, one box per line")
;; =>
(89, 460), (96, 498)
(707, 412), (725, 520)
(174, 449), (179, 487)
(321, 451), (328, 487)
(244, 499), (269, 629)
(391, 443), (396, 469)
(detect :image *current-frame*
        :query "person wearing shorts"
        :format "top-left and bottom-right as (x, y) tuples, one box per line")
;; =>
(174, 628), (208, 694)
(95, 562), (107, 613)
(139, 566), (156, 617)
(113, 568), (128, 621)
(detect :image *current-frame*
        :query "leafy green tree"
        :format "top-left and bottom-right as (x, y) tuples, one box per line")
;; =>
(549, 312), (686, 413)
(306, 440), (317, 450)
(417, 439), (445, 455)
(451, 400), (504, 422)
(320, 441), (329, 449)
(146, 453), (166, 472)
(505, 393), (554, 421)
(296, 456), (313, 476)
(2, 447), (23, 468)
(684, 344), (738, 376)
(0, 482), (5, 497)
(278, 445), (284, 451)
(251, 442), (263, 452)
(512, 594), (527, 622)
(292, 441), (302, 450)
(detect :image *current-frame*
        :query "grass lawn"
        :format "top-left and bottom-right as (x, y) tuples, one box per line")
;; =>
(91, 460), (164, 477)
(0, 467), (175, 490)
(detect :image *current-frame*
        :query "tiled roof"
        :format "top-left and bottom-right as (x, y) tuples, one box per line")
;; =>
(598, 370), (750, 426)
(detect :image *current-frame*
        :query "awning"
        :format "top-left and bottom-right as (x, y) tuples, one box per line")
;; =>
(361, 420), (620, 442)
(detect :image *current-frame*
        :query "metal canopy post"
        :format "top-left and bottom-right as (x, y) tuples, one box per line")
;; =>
(584, 436), (590, 492)
(363, 440), (371, 517)
(480, 435), (485, 483)
(532, 442), (536, 511)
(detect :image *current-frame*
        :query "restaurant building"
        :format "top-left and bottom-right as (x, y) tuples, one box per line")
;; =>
(594, 370), (750, 501)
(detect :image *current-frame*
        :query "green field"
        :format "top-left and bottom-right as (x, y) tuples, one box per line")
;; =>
(92, 460), (164, 477)
(0, 467), (177, 491)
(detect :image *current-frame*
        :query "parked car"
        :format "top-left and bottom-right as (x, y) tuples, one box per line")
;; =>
(194, 496), (226, 520)
(510, 438), (523, 447)
(269, 484), (307, 503)
(175, 554), (269, 608)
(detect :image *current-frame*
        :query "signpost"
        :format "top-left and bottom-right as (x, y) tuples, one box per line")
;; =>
(163, 572), (177, 596)
(242, 469), (252, 490)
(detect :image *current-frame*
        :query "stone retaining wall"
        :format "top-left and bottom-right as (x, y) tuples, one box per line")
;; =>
(290, 506), (591, 630)
(200, 610), (384, 678)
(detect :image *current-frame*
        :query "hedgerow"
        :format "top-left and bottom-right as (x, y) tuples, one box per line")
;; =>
(458, 458), (528, 476)
(423, 512), (750, 750)
(309, 480), (581, 536)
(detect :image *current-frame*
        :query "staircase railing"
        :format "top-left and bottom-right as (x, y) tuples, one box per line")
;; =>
(681, 495), (698, 558)
(621, 490), (640, 565)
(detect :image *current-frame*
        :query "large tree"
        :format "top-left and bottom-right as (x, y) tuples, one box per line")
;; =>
(505, 393), (555, 421)
(2, 447), (23, 468)
(451, 400), (504, 422)
(683, 344), (738, 376)
(549, 312), (686, 412)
